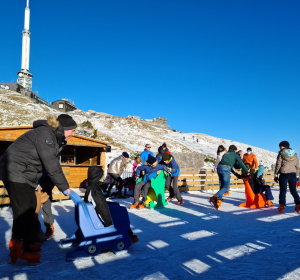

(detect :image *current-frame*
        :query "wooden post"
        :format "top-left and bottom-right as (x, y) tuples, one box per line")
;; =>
(100, 148), (106, 169)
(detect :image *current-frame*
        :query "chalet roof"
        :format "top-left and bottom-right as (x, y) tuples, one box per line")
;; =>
(0, 126), (110, 148)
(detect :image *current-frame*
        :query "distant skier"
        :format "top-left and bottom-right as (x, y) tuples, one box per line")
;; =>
(274, 141), (300, 213)
(196, 139), (198, 144)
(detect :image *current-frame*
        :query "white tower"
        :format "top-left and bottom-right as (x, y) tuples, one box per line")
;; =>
(17, 0), (33, 92)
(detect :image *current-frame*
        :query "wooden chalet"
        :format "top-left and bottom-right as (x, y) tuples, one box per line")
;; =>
(0, 126), (111, 204)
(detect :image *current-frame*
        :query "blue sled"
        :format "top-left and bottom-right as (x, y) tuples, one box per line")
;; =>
(61, 190), (132, 261)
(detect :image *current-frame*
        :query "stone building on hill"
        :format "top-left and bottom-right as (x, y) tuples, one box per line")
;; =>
(143, 117), (170, 130)
(52, 99), (77, 112)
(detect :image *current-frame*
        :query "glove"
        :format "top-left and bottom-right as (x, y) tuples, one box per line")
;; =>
(274, 176), (279, 183)
(163, 166), (171, 174)
(63, 189), (71, 196)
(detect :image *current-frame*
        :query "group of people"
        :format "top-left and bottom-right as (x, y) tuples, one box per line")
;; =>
(209, 143), (300, 213)
(100, 143), (183, 209)
(1, 113), (300, 265)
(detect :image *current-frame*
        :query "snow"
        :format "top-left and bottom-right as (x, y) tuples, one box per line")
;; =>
(167, 132), (278, 169)
(1, 188), (300, 279)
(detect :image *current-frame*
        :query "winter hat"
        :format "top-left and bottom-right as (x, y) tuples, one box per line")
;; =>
(247, 147), (252, 151)
(162, 143), (167, 148)
(122, 152), (129, 158)
(87, 166), (104, 185)
(57, 114), (77, 130)
(162, 153), (170, 161)
(146, 155), (156, 165)
(279, 141), (290, 149)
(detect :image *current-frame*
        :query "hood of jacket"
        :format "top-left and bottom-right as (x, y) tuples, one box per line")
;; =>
(33, 120), (66, 147)
(281, 149), (297, 161)
(87, 166), (104, 185)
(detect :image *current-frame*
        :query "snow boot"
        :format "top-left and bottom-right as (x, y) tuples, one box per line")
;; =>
(266, 200), (275, 207)
(131, 235), (139, 244)
(10, 240), (41, 264)
(130, 202), (139, 209)
(295, 204), (300, 213)
(45, 225), (54, 240)
(167, 196), (176, 202)
(117, 191), (126, 199)
(224, 190), (230, 196)
(209, 195), (222, 209)
(106, 185), (113, 197)
(278, 204), (285, 213)
(177, 199), (184, 205)
(138, 199), (145, 209)
(9, 238), (41, 252)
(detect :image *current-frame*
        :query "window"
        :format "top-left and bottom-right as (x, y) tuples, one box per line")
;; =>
(59, 103), (64, 109)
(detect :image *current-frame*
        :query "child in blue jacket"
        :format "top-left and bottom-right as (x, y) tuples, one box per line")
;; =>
(159, 153), (183, 205)
(130, 155), (167, 209)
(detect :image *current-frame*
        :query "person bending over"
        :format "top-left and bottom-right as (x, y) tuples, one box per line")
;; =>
(131, 156), (167, 209)
(107, 152), (129, 198)
(0, 114), (76, 263)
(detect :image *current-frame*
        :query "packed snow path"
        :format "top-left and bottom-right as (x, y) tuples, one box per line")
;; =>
(1, 188), (300, 280)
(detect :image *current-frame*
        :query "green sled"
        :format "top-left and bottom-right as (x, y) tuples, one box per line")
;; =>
(137, 171), (168, 209)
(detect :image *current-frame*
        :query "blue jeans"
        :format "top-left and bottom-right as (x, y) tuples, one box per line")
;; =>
(216, 165), (231, 199)
(250, 184), (274, 201)
(279, 173), (300, 205)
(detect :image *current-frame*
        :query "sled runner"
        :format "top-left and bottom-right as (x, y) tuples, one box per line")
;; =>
(62, 190), (132, 261)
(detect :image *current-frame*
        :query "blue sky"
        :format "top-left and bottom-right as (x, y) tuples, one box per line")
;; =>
(0, 0), (299, 153)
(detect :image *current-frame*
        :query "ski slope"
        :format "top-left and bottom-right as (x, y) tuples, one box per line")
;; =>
(1, 188), (300, 280)
(167, 132), (277, 168)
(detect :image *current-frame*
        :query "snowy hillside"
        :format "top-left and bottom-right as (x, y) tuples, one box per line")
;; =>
(0, 90), (277, 168)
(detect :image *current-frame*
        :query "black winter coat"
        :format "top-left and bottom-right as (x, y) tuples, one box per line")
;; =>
(0, 120), (69, 192)
(84, 166), (113, 227)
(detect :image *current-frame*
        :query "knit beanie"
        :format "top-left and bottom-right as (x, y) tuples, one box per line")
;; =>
(279, 141), (290, 149)
(162, 153), (170, 161)
(146, 155), (156, 165)
(57, 114), (77, 130)
(122, 152), (129, 158)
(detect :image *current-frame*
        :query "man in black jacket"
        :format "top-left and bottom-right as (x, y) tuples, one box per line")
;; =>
(0, 114), (77, 263)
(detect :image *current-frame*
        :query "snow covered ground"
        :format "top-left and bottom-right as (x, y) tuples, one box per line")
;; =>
(1, 188), (300, 280)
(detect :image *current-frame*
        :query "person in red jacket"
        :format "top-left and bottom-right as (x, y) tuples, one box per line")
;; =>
(242, 147), (259, 170)
(162, 143), (171, 154)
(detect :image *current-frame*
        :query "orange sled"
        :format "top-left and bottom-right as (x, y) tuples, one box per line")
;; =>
(239, 177), (266, 209)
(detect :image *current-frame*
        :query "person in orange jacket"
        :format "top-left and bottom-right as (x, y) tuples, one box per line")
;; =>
(242, 147), (258, 170)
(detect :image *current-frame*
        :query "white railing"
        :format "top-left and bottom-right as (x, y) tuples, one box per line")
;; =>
(121, 169), (133, 179)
